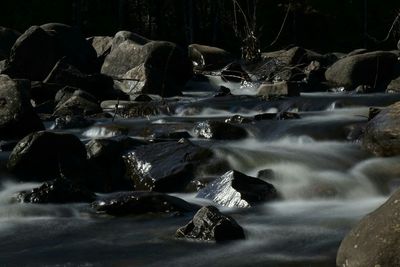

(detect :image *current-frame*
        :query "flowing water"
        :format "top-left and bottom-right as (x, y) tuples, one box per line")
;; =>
(2, 80), (400, 267)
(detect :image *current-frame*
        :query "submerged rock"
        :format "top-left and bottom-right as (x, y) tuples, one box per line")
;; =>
(7, 131), (88, 182)
(175, 206), (245, 242)
(193, 121), (248, 140)
(197, 170), (278, 208)
(124, 139), (213, 192)
(363, 101), (400, 156)
(337, 188), (400, 267)
(17, 178), (95, 204)
(0, 75), (44, 140)
(92, 191), (198, 216)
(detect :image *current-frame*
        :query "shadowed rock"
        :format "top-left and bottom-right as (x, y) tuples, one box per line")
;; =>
(175, 206), (245, 242)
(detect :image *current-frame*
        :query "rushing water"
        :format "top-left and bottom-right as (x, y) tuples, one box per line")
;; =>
(2, 82), (400, 266)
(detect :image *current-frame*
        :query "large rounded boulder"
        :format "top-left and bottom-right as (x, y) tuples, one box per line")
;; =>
(337, 188), (400, 267)
(0, 75), (44, 140)
(325, 51), (400, 90)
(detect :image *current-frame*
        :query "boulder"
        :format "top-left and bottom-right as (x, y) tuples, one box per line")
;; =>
(386, 76), (400, 93)
(193, 121), (248, 140)
(53, 94), (102, 117)
(346, 48), (369, 57)
(275, 46), (325, 66)
(0, 26), (20, 60)
(103, 40), (192, 97)
(362, 101), (400, 156)
(92, 191), (198, 216)
(17, 177), (95, 204)
(188, 44), (234, 71)
(0, 75), (44, 140)
(7, 131), (88, 182)
(197, 170), (278, 208)
(111, 30), (149, 50)
(124, 139), (213, 192)
(175, 206), (245, 242)
(87, 36), (112, 58)
(30, 81), (64, 105)
(337, 188), (400, 267)
(53, 115), (94, 129)
(325, 51), (400, 90)
(3, 23), (97, 80)
(257, 81), (301, 97)
(86, 138), (137, 192)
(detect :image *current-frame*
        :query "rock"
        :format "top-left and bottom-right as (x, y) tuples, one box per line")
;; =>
(103, 40), (192, 97)
(0, 75), (44, 140)
(362, 101), (400, 156)
(225, 115), (252, 124)
(0, 26), (20, 60)
(276, 46), (325, 66)
(124, 139), (213, 192)
(257, 81), (301, 97)
(386, 76), (400, 93)
(44, 59), (124, 101)
(30, 81), (63, 105)
(220, 62), (250, 83)
(111, 31), (149, 50)
(188, 44), (234, 71)
(17, 177), (95, 204)
(87, 36), (112, 58)
(53, 95), (102, 117)
(185, 177), (217, 192)
(325, 51), (400, 90)
(257, 169), (275, 180)
(92, 191), (198, 216)
(101, 100), (171, 118)
(53, 115), (94, 129)
(7, 131), (88, 182)
(86, 138), (136, 192)
(193, 121), (248, 140)
(214, 86), (232, 97)
(346, 48), (369, 57)
(253, 112), (301, 121)
(3, 23), (97, 80)
(149, 131), (192, 141)
(175, 206), (245, 242)
(197, 170), (278, 208)
(337, 188), (400, 267)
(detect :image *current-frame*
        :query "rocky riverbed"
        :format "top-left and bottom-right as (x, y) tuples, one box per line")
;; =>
(1, 23), (400, 267)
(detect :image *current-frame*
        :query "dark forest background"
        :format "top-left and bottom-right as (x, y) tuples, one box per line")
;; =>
(1, 0), (399, 55)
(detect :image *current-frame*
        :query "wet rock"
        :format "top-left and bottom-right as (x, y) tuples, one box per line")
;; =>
(53, 115), (94, 129)
(53, 94), (102, 117)
(17, 177), (95, 204)
(44, 59), (124, 101)
(194, 121), (248, 140)
(7, 131), (88, 182)
(214, 86), (232, 97)
(386, 76), (400, 93)
(221, 62), (250, 83)
(325, 51), (400, 91)
(368, 107), (383, 121)
(93, 191), (198, 216)
(175, 206), (245, 242)
(257, 169), (275, 181)
(337, 188), (400, 267)
(0, 75), (44, 140)
(188, 44), (234, 71)
(363, 101), (400, 156)
(124, 139), (213, 192)
(225, 115), (252, 124)
(257, 81), (302, 97)
(133, 94), (153, 102)
(86, 138), (137, 192)
(197, 170), (278, 208)
(276, 111), (301, 120)
(0, 26), (20, 60)
(3, 23), (96, 80)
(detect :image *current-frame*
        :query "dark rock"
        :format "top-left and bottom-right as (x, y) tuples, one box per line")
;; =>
(325, 51), (400, 90)
(30, 81), (64, 105)
(225, 115), (252, 124)
(337, 188), (400, 267)
(3, 23), (97, 80)
(276, 111), (301, 120)
(214, 86), (232, 97)
(86, 138), (135, 193)
(185, 177), (217, 192)
(0, 26), (20, 60)
(188, 44), (234, 71)
(368, 107), (383, 121)
(53, 115), (94, 129)
(7, 131), (88, 182)
(123, 139), (213, 192)
(175, 206), (245, 242)
(193, 121), (248, 140)
(362, 101), (400, 156)
(257, 169), (275, 180)
(93, 191), (198, 216)
(17, 177), (95, 204)
(53, 95), (102, 117)
(197, 170), (278, 208)
(55, 87), (98, 106)
(387, 76), (400, 93)
(0, 75), (44, 140)
(44, 59), (124, 101)
(254, 113), (277, 121)
(257, 81), (302, 97)
(133, 94), (153, 102)
(101, 100), (171, 118)
(221, 62), (250, 83)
